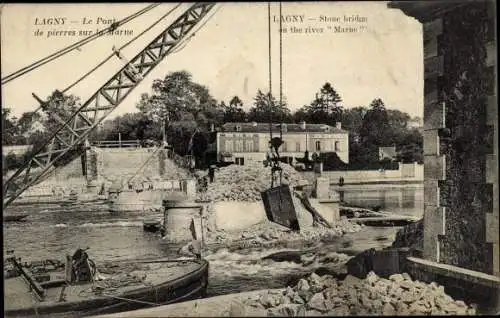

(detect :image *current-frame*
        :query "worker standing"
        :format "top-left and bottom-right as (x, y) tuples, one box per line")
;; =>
(208, 165), (218, 183)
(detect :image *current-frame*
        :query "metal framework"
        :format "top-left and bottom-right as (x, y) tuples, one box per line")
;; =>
(3, 3), (216, 208)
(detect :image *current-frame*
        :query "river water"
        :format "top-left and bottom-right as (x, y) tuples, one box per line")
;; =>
(3, 183), (424, 297)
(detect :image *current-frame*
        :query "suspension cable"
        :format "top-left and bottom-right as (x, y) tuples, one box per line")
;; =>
(1, 3), (161, 85)
(63, 3), (182, 93)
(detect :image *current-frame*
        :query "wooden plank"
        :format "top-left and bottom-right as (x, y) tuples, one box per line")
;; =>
(12, 258), (46, 300)
(424, 55), (444, 79)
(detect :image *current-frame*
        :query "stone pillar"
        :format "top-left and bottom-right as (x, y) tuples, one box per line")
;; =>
(484, 2), (499, 277)
(183, 179), (197, 199)
(314, 177), (330, 200)
(85, 147), (100, 190)
(419, 2), (497, 275)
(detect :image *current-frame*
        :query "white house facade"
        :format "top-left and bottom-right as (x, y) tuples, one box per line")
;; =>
(216, 122), (349, 165)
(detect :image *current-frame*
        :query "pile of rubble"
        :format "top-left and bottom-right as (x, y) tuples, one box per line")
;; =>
(237, 272), (476, 316)
(196, 161), (304, 202)
(208, 219), (362, 247)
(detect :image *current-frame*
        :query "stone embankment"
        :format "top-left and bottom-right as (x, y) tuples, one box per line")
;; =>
(236, 272), (477, 316)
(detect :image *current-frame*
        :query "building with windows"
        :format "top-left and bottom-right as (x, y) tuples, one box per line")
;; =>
(216, 122), (349, 165)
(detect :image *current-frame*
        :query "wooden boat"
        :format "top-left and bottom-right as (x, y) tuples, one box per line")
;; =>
(3, 213), (29, 222)
(4, 252), (209, 317)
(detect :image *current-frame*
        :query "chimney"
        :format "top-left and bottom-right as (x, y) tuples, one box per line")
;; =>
(336, 122), (342, 129)
(301, 121), (306, 130)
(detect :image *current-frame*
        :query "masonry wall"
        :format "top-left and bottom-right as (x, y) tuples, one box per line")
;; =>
(86, 147), (191, 184)
(303, 163), (423, 184)
(422, 1), (498, 276)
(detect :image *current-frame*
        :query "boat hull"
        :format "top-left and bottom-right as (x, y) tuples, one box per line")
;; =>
(4, 259), (209, 318)
(3, 214), (29, 222)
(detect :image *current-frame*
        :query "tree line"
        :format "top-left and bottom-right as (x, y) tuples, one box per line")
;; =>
(2, 70), (423, 172)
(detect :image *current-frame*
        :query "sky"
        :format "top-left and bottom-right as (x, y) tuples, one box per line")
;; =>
(1, 2), (423, 120)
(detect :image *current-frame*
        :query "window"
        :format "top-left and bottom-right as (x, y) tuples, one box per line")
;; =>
(296, 142), (301, 152)
(315, 141), (321, 151)
(335, 141), (340, 152)
(245, 140), (254, 152)
(226, 140), (233, 152)
(235, 140), (243, 152)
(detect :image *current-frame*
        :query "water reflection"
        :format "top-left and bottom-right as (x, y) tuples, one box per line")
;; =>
(335, 183), (424, 217)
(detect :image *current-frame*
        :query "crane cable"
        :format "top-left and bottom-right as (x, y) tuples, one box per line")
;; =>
(62, 3), (182, 93)
(1, 3), (161, 85)
(268, 2), (285, 188)
(4, 3), (182, 132)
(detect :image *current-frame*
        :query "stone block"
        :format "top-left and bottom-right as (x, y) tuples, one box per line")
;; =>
(424, 155), (446, 180)
(424, 36), (439, 59)
(423, 130), (440, 155)
(423, 18), (443, 39)
(486, 41), (496, 67)
(424, 180), (439, 207)
(183, 179), (197, 199)
(424, 77), (440, 105)
(486, 95), (497, 126)
(486, 213), (499, 244)
(315, 177), (329, 199)
(372, 250), (401, 278)
(438, 180), (452, 208)
(423, 206), (446, 262)
(424, 101), (446, 130)
(491, 243), (499, 277)
(424, 56), (444, 79)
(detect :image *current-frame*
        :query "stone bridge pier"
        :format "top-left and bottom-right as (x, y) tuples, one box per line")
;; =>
(389, 0), (499, 311)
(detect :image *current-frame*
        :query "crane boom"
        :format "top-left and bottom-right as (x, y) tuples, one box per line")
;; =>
(3, 3), (216, 209)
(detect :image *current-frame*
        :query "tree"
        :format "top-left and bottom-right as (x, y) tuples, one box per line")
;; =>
(359, 98), (392, 146)
(248, 90), (292, 123)
(304, 82), (343, 124)
(342, 106), (368, 133)
(137, 70), (221, 140)
(222, 96), (247, 122)
(2, 108), (18, 145)
(17, 111), (44, 140)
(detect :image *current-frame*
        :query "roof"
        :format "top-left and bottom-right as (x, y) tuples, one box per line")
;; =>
(221, 122), (348, 134)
